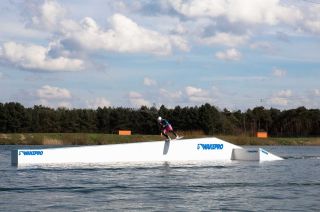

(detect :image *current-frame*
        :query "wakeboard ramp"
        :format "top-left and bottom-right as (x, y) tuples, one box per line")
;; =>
(11, 137), (282, 166)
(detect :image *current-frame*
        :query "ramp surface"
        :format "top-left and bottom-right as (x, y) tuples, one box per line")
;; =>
(11, 137), (282, 166)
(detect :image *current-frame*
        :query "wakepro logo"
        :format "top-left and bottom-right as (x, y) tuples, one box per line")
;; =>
(19, 150), (43, 156)
(197, 143), (224, 150)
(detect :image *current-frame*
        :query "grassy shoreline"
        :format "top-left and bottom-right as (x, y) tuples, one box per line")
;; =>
(1, 133), (320, 146)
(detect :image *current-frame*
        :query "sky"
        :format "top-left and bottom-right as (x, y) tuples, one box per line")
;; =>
(0, 0), (320, 110)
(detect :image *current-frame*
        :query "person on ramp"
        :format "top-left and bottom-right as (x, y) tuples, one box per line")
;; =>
(157, 116), (180, 141)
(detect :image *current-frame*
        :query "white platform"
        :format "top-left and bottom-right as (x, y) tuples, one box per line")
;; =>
(231, 148), (283, 161)
(11, 137), (283, 166)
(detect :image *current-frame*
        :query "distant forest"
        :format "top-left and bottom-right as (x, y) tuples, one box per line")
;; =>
(1, 102), (320, 137)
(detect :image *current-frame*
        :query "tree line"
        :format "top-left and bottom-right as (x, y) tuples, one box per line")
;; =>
(1, 102), (320, 137)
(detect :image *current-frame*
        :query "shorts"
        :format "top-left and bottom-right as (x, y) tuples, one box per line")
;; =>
(163, 124), (173, 134)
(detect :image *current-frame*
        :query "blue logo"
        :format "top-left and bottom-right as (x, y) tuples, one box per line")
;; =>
(197, 143), (224, 150)
(19, 150), (43, 156)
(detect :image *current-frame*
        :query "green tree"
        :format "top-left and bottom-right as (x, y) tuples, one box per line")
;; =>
(199, 103), (222, 135)
(97, 107), (111, 133)
(5, 102), (28, 132)
(0, 103), (7, 132)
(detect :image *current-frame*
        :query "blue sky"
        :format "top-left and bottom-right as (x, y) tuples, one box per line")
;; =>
(0, 0), (320, 110)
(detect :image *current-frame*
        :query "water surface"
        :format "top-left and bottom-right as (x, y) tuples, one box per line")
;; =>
(1, 145), (319, 211)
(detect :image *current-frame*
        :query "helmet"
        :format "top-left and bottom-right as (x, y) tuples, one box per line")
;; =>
(157, 116), (162, 122)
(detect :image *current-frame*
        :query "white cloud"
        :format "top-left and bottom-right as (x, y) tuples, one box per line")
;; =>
(172, 23), (187, 34)
(86, 97), (111, 109)
(301, 6), (320, 34)
(129, 91), (151, 107)
(215, 48), (241, 61)
(35, 85), (73, 108)
(270, 97), (288, 106)
(169, 0), (227, 18)
(168, 0), (302, 25)
(272, 68), (287, 78)
(59, 14), (188, 55)
(227, 0), (302, 25)
(25, 0), (191, 54)
(269, 89), (292, 106)
(250, 41), (276, 53)
(313, 89), (320, 97)
(211, 76), (268, 81)
(144, 77), (157, 86)
(200, 32), (248, 47)
(304, 20), (320, 34)
(185, 86), (206, 96)
(24, 0), (320, 45)
(170, 35), (190, 52)
(0, 72), (3, 79)
(0, 21), (48, 41)
(159, 88), (182, 99)
(37, 85), (72, 99)
(185, 86), (212, 103)
(30, 0), (66, 30)
(0, 42), (85, 72)
(278, 89), (292, 98)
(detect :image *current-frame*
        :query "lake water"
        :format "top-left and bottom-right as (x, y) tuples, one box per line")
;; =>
(1, 145), (320, 211)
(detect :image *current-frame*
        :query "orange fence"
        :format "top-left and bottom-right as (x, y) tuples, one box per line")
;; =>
(118, 130), (131, 136)
(257, 131), (268, 138)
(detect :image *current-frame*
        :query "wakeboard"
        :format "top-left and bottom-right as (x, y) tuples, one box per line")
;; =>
(165, 136), (183, 142)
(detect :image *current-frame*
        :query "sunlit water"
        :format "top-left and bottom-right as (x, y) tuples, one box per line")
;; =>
(1, 145), (320, 211)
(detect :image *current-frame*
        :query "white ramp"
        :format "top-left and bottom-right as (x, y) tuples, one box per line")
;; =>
(231, 148), (283, 161)
(11, 137), (282, 166)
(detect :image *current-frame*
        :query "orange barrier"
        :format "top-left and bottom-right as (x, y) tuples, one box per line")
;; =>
(119, 130), (131, 136)
(257, 131), (268, 138)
